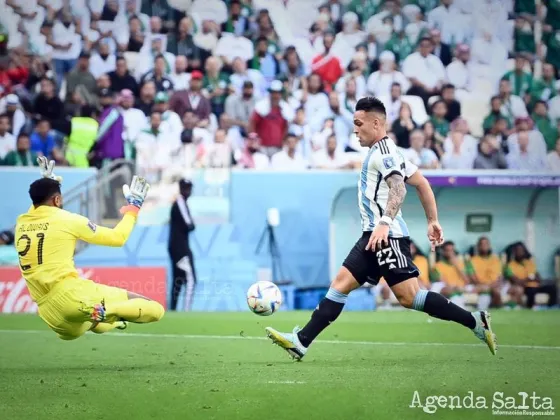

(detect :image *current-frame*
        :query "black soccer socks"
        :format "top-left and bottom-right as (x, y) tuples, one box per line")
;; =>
(414, 289), (476, 329)
(297, 288), (347, 348)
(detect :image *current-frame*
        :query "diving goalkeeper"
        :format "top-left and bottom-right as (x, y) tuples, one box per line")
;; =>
(14, 157), (164, 340)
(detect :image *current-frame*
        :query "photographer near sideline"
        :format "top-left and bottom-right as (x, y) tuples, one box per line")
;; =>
(168, 179), (196, 311)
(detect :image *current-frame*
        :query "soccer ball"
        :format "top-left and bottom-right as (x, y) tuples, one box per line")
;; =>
(246, 281), (282, 316)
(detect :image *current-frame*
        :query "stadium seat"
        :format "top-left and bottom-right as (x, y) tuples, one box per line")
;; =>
(427, 95), (441, 108)
(401, 95), (429, 125)
(535, 293), (549, 305)
(460, 98), (489, 137)
(124, 51), (139, 71)
(464, 293), (479, 306)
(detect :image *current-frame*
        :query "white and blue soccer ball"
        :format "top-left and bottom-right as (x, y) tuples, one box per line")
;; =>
(246, 281), (282, 316)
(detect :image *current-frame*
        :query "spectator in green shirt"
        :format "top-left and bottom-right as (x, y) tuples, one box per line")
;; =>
(2, 133), (39, 167)
(430, 100), (450, 138)
(406, 0), (439, 13)
(544, 0), (560, 31)
(385, 30), (415, 65)
(346, 0), (382, 24)
(514, 16), (536, 55)
(501, 54), (533, 99)
(543, 29), (560, 75)
(203, 56), (230, 118)
(515, 0), (536, 15)
(532, 100), (558, 151)
(530, 63), (557, 105)
(483, 96), (512, 134)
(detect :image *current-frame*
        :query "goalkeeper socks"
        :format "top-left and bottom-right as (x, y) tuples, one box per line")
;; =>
(105, 299), (165, 323)
(412, 290), (476, 329)
(90, 322), (121, 334)
(297, 288), (347, 348)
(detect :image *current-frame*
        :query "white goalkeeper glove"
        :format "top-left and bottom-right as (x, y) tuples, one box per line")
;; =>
(37, 156), (63, 183)
(120, 175), (150, 215)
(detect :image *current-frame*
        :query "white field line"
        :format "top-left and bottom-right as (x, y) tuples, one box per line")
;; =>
(0, 329), (559, 351)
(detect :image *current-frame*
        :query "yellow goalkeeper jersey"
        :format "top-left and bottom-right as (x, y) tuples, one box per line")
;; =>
(15, 205), (137, 302)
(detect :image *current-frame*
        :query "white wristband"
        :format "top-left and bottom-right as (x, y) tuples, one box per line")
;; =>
(380, 216), (393, 226)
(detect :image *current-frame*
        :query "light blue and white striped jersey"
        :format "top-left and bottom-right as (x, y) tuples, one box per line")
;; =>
(358, 136), (418, 237)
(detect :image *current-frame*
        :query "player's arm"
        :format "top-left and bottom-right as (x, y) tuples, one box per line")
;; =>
(70, 176), (150, 247)
(405, 169), (438, 224)
(384, 174), (407, 220)
(405, 169), (444, 250)
(70, 213), (137, 247)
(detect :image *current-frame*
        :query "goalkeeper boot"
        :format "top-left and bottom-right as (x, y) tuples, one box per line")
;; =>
(265, 326), (307, 361)
(472, 310), (497, 355)
(115, 320), (128, 330)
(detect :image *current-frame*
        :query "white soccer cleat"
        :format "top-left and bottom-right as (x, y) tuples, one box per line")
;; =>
(472, 310), (497, 355)
(265, 326), (308, 361)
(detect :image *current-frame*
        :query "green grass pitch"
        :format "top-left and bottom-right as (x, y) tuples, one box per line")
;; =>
(1, 310), (559, 420)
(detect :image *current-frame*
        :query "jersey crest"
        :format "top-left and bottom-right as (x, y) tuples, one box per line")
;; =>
(383, 156), (395, 169)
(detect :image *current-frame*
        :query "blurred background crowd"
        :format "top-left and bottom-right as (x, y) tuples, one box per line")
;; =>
(0, 0), (559, 182)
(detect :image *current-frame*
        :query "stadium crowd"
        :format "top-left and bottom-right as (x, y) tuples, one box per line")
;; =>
(0, 0), (558, 180)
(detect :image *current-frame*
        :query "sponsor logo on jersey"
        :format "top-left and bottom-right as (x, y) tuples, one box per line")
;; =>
(87, 221), (97, 232)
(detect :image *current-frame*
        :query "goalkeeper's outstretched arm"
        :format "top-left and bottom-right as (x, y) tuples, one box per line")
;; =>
(70, 212), (138, 247)
(69, 176), (151, 247)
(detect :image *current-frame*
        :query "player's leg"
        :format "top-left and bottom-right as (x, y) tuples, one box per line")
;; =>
(385, 238), (496, 355)
(524, 286), (537, 309)
(297, 266), (361, 344)
(170, 256), (186, 311)
(476, 284), (492, 311)
(266, 266), (361, 360)
(80, 281), (165, 324)
(183, 253), (197, 311)
(103, 290), (165, 323)
(266, 234), (370, 360)
(37, 283), (92, 341)
(490, 282), (503, 307)
(89, 320), (128, 334)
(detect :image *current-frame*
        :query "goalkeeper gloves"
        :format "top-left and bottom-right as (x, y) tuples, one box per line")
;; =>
(120, 175), (150, 216)
(37, 156), (63, 183)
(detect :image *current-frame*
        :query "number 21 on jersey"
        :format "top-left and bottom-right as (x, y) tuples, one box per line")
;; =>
(17, 233), (45, 271)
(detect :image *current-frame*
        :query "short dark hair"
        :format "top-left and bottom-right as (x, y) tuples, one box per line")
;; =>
(0, 113), (8, 121)
(419, 37), (433, 45)
(432, 99), (446, 110)
(442, 83), (455, 91)
(80, 105), (96, 118)
(17, 132), (29, 141)
(29, 178), (61, 206)
(284, 132), (297, 141)
(534, 100), (548, 108)
(154, 54), (165, 61)
(355, 97), (386, 116)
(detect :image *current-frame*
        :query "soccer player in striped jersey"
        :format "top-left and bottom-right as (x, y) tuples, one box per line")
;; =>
(266, 97), (497, 360)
